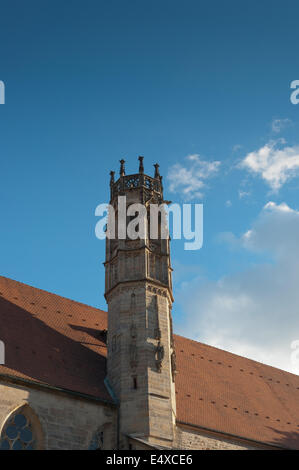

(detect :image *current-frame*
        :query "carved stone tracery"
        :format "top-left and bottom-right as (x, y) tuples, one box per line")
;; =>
(155, 341), (164, 372)
(171, 351), (177, 382)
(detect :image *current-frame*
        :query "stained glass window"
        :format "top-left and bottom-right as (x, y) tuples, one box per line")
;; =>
(0, 412), (36, 450)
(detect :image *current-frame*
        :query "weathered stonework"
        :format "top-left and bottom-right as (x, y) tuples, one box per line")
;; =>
(106, 159), (176, 449)
(0, 379), (116, 450)
(174, 425), (272, 450)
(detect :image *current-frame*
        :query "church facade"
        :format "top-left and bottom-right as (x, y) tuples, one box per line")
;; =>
(0, 159), (299, 450)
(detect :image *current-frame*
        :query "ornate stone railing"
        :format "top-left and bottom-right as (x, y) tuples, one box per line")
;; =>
(111, 173), (162, 198)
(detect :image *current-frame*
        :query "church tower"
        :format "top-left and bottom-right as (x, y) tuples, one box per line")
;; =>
(105, 157), (176, 449)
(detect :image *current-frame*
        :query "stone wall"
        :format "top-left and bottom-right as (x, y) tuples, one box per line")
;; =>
(107, 282), (176, 449)
(0, 379), (272, 450)
(175, 425), (260, 450)
(0, 379), (116, 450)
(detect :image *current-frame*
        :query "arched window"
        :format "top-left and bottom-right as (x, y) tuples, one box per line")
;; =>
(0, 405), (43, 450)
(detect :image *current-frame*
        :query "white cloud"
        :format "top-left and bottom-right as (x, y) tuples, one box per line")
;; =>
(271, 118), (292, 133)
(167, 154), (220, 199)
(240, 140), (299, 191)
(225, 200), (232, 208)
(176, 201), (299, 374)
(263, 201), (294, 213)
(232, 144), (242, 152)
(238, 189), (251, 199)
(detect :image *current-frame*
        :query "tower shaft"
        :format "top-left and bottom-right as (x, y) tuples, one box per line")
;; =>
(105, 159), (176, 449)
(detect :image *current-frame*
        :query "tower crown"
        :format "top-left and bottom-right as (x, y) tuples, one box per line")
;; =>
(109, 157), (163, 201)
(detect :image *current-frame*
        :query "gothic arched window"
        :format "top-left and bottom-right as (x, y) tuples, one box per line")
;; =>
(0, 405), (43, 450)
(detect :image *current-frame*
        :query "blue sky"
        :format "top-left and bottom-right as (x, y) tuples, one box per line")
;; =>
(1, 0), (299, 371)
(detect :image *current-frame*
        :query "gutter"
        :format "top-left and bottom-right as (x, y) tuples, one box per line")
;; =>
(0, 372), (116, 408)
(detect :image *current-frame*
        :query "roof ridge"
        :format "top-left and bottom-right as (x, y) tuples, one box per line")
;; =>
(174, 333), (299, 379)
(0, 275), (106, 313)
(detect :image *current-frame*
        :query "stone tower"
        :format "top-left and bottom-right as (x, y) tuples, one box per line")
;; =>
(105, 157), (176, 449)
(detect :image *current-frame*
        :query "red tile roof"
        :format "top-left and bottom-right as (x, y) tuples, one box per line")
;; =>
(175, 335), (299, 449)
(0, 276), (111, 402)
(1, 276), (299, 449)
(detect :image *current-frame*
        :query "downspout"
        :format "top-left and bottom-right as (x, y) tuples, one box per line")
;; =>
(104, 377), (120, 449)
(116, 401), (120, 450)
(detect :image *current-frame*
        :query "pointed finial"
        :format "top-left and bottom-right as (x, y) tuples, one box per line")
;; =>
(138, 156), (144, 174)
(120, 159), (125, 176)
(154, 163), (160, 178)
(110, 170), (115, 185)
